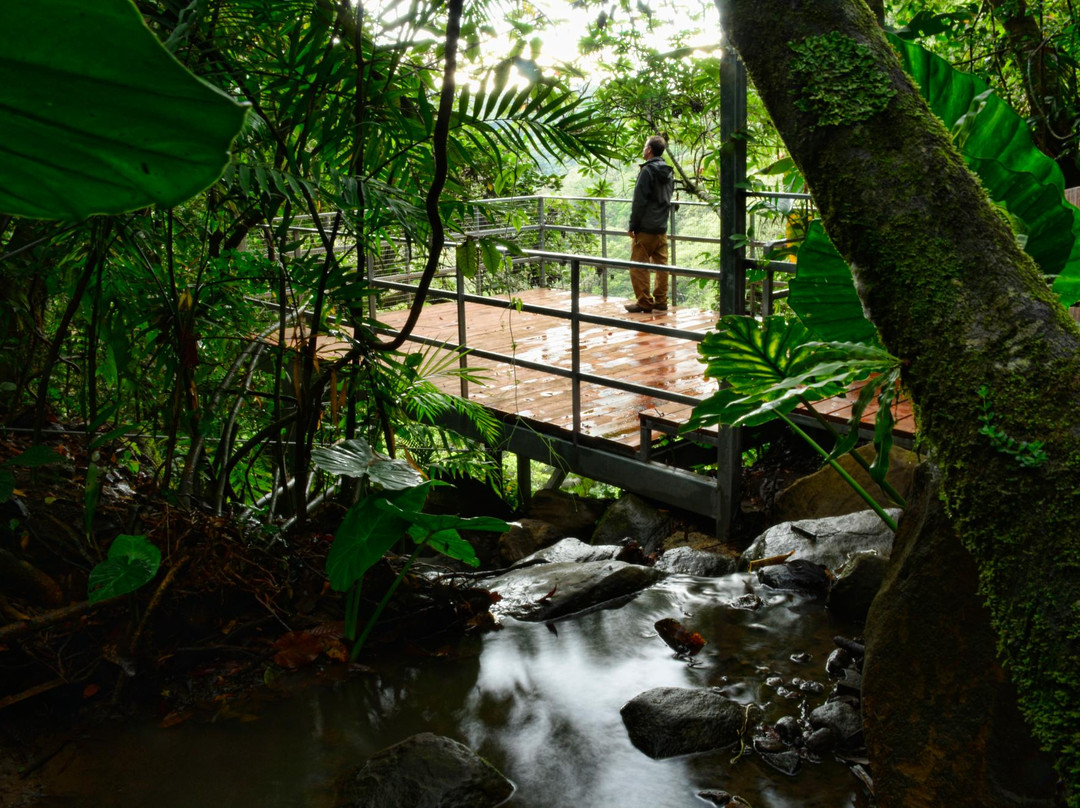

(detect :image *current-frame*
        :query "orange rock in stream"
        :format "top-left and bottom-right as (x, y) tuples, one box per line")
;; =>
(654, 617), (706, 657)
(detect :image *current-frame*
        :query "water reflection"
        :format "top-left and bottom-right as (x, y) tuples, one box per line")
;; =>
(36, 573), (869, 808)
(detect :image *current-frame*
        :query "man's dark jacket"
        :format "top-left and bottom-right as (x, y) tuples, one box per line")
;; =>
(629, 157), (675, 234)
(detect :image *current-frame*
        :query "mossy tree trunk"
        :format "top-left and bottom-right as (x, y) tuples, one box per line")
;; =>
(717, 0), (1080, 799)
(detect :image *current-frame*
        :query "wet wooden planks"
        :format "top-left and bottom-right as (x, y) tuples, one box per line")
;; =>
(376, 289), (718, 449)
(370, 288), (916, 451)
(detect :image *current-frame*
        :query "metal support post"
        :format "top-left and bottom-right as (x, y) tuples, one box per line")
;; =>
(456, 260), (469, 399)
(717, 10), (748, 538)
(719, 40), (747, 316)
(366, 253), (376, 322)
(537, 196), (547, 288)
(669, 205), (678, 305)
(516, 453), (532, 509)
(570, 258), (581, 444)
(600, 199), (609, 297)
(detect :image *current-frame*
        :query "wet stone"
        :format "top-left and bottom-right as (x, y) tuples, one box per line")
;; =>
(826, 648), (853, 677)
(485, 559), (661, 621)
(765, 676), (784, 689)
(836, 668), (862, 694)
(697, 790), (734, 807)
(753, 727), (785, 753)
(655, 546), (736, 577)
(727, 593), (764, 611)
(620, 687), (745, 759)
(760, 749), (802, 776)
(792, 678), (825, 696)
(809, 701), (863, 746)
(756, 559), (831, 597)
(340, 733), (513, 808)
(805, 726), (837, 754)
(774, 715), (803, 746)
(789, 651), (812, 664)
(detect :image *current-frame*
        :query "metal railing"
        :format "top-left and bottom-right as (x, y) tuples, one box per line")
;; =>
(369, 246), (720, 445)
(264, 191), (812, 316)
(257, 191), (815, 425)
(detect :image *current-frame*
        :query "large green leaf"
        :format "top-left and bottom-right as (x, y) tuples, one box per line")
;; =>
(788, 223), (881, 344)
(789, 36), (1080, 335)
(0, 0), (248, 220)
(311, 438), (424, 491)
(87, 534), (161, 603)
(376, 502), (511, 567)
(690, 315), (897, 430)
(890, 34), (1080, 302)
(0, 470), (14, 503)
(2, 445), (66, 468)
(325, 484), (431, 592)
(697, 315), (821, 392)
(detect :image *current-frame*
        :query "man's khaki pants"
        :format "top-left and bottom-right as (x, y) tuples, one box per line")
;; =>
(630, 232), (669, 309)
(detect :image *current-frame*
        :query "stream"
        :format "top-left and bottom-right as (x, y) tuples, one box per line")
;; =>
(33, 572), (871, 807)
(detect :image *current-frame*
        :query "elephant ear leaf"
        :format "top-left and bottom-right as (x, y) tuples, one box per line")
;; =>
(889, 33), (1080, 305)
(790, 37), (1080, 333)
(0, 0), (248, 221)
(87, 534), (161, 602)
(788, 223), (881, 345)
(689, 314), (863, 430)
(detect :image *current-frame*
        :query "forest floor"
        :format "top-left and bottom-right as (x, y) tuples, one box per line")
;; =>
(0, 426), (820, 806)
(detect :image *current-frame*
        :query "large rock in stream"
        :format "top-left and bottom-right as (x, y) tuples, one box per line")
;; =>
(591, 493), (671, 555)
(772, 443), (918, 523)
(338, 733), (513, 808)
(862, 465), (1058, 807)
(740, 509), (898, 573)
(654, 546), (737, 577)
(485, 559), (660, 621)
(516, 537), (620, 565)
(620, 687), (745, 758)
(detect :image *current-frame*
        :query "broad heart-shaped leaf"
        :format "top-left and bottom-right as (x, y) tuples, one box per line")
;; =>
(2, 445), (66, 468)
(380, 506), (511, 567)
(890, 34), (1080, 302)
(698, 315), (813, 390)
(456, 240), (480, 279)
(690, 317), (898, 431)
(0, 0), (248, 220)
(687, 386), (801, 430)
(411, 527), (481, 567)
(790, 37), (1080, 335)
(87, 534), (161, 603)
(325, 484), (432, 592)
(788, 223), (881, 345)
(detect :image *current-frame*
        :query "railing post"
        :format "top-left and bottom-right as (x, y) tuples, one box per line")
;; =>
(720, 46), (747, 316)
(537, 196), (546, 288)
(600, 199), (609, 297)
(669, 204), (678, 306)
(366, 252), (376, 322)
(571, 257), (581, 444)
(600, 199), (608, 259)
(456, 254), (469, 399)
(716, 14), (748, 539)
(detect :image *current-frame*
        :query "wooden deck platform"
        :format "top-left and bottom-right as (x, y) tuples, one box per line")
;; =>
(372, 288), (915, 451)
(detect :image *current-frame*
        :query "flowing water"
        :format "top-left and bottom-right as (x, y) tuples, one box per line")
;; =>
(34, 573), (871, 807)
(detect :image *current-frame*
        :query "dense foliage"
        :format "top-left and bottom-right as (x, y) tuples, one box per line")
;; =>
(0, 0), (615, 527)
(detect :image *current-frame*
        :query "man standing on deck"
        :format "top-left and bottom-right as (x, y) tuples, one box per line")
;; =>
(625, 134), (675, 313)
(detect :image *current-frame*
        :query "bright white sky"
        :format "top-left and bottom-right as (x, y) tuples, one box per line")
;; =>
(488, 0), (722, 86)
